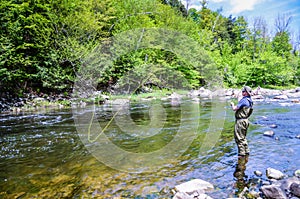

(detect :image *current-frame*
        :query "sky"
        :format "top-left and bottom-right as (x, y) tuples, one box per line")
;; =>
(180, 0), (300, 36)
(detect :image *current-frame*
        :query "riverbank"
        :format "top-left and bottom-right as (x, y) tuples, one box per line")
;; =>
(1, 86), (300, 114)
(0, 92), (72, 113)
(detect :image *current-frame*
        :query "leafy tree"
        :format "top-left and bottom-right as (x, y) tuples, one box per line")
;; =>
(0, 0), (115, 93)
(0, 0), (55, 91)
(272, 31), (293, 59)
(160, 0), (187, 17)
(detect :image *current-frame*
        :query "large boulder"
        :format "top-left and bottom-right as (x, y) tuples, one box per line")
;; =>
(260, 185), (287, 199)
(278, 177), (300, 192)
(290, 183), (300, 197)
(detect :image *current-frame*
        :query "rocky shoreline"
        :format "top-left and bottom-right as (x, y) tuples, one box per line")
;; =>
(172, 168), (300, 199)
(1, 86), (300, 114)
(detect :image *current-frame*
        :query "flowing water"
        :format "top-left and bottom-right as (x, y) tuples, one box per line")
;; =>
(0, 97), (299, 198)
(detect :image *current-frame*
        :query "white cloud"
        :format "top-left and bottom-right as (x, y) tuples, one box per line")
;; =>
(181, 0), (267, 15)
(230, 0), (265, 14)
(180, 0), (203, 10)
(210, 0), (226, 2)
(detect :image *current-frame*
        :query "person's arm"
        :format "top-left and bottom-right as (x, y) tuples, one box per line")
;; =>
(230, 102), (239, 111)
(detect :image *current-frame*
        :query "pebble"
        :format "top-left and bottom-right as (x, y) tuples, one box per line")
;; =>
(254, 170), (263, 177)
(294, 170), (300, 177)
(269, 124), (278, 128)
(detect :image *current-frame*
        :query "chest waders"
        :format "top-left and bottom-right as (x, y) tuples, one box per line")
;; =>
(234, 104), (253, 156)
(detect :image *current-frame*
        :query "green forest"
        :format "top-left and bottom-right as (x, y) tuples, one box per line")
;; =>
(1, 0), (300, 96)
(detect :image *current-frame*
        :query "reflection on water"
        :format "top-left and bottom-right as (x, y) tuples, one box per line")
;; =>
(0, 99), (300, 198)
(233, 155), (249, 196)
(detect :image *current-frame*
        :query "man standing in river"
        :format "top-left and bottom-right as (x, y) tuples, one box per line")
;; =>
(230, 86), (253, 157)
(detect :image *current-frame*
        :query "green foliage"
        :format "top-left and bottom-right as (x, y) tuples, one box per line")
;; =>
(160, 0), (187, 17)
(0, 0), (299, 96)
(0, 0), (54, 90)
(109, 48), (200, 91)
(0, 0), (115, 93)
(272, 32), (293, 58)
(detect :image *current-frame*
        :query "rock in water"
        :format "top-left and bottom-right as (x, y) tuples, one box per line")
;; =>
(263, 130), (275, 137)
(260, 185), (287, 199)
(173, 179), (214, 199)
(175, 179), (214, 194)
(294, 169), (300, 177)
(254, 170), (263, 177)
(266, 168), (285, 180)
(290, 183), (300, 197)
(269, 124), (278, 128)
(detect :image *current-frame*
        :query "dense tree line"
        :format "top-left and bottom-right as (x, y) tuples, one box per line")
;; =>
(1, 0), (299, 96)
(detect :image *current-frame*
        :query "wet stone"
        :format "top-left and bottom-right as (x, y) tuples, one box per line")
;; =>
(254, 170), (263, 177)
(279, 177), (300, 192)
(290, 183), (300, 197)
(175, 179), (213, 194)
(269, 124), (278, 128)
(263, 130), (275, 137)
(260, 185), (287, 199)
(266, 168), (285, 180)
(294, 170), (300, 177)
(173, 179), (214, 199)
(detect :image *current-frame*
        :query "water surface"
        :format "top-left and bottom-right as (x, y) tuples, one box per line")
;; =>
(0, 98), (299, 198)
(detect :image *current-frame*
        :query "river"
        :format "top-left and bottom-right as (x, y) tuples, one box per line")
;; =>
(0, 97), (299, 198)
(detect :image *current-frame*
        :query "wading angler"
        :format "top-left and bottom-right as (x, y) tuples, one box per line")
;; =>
(230, 86), (253, 157)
